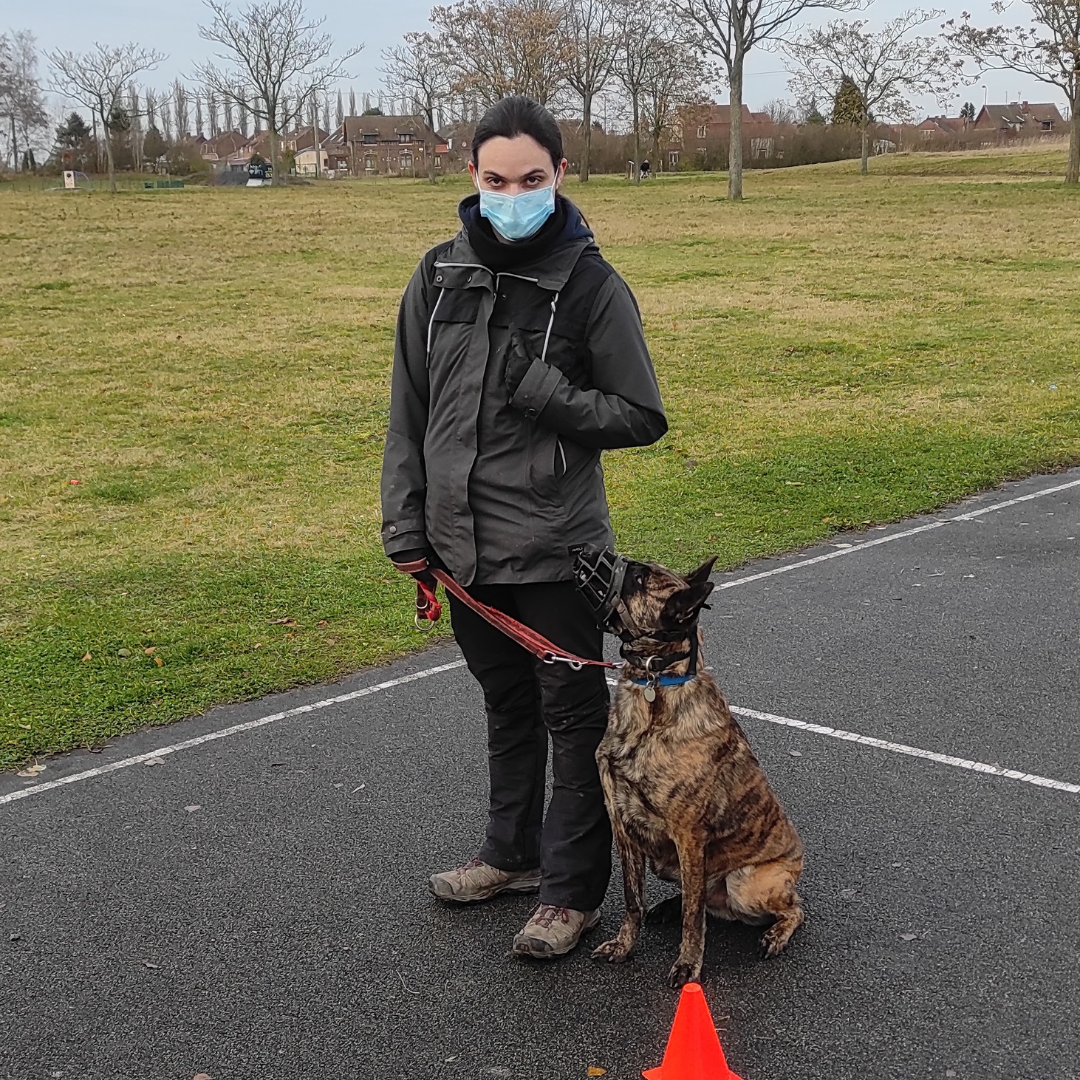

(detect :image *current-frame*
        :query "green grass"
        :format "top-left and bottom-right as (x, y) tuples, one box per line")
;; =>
(2, 149), (1079, 768)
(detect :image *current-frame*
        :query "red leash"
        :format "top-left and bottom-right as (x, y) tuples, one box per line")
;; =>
(414, 569), (618, 671)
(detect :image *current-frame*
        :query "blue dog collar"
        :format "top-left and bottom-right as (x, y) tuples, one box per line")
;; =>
(627, 673), (695, 688)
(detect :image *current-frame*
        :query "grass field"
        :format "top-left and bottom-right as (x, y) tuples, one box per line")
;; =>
(2, 150), (1079, 769)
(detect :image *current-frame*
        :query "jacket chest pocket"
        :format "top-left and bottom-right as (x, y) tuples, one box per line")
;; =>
(431, 286), (481, 329)
(427, 287), (483, 380)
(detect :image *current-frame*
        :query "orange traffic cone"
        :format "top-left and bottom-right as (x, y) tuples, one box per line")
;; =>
(642, 982), (744, 1080)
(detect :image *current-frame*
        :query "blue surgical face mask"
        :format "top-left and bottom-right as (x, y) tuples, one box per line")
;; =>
(478, 182), (556, 241)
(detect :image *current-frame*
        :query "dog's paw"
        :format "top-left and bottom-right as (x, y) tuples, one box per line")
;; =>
(759, 925), (791, 959)
(668, 960), (702, 988)
(592, 937), (634, 963)
(646, 895), (683, 925)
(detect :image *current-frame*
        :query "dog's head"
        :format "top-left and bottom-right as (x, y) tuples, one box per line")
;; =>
(573, 546), (717, 640)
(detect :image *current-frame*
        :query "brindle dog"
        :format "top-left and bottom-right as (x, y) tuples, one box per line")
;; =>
(588, 556), (805, 988)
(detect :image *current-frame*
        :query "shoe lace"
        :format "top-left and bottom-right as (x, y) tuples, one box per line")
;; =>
(453, 856), (486, 881)
(532, 904), (570, 928)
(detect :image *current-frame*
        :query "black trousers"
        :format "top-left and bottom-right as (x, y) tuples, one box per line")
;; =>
(448, 581), (612, 911)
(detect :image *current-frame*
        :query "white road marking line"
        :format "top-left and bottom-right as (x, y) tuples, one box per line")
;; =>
(728, 705), (1080, 794)
(717, 475), (1080, 591)
(0, 661), (468, 807)
(5, 474), (1078, 807)
(600, 679), (1079, 794)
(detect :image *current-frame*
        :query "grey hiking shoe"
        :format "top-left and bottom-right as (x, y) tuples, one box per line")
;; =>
(428, 857), (541, 903)
(512, 904), (602, 958)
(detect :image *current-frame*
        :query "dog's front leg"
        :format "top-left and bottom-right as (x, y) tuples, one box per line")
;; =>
(592, 818), (646, 964)
(669, 832), (707, 988)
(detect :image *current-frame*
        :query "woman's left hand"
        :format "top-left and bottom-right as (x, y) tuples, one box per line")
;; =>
(504, 329), (536, 397)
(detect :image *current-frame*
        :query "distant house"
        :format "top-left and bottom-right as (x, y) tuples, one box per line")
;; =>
(283, 126), (330, 155)
(438, 122), (474, 171)
(669, 103), (779, 169)
(973, 102), (1065, 136)
(338, 114), (441, 176)
(200, 130), (251, 168)
(917, 115), (969, 139)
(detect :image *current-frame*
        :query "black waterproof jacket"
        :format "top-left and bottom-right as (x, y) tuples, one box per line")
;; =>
(380, 194), (667, 585)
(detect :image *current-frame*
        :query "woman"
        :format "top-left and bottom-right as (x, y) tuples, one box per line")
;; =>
(381, 96), (667, 959)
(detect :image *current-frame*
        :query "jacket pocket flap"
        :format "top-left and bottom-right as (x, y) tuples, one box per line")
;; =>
(431, 287), (482, 323)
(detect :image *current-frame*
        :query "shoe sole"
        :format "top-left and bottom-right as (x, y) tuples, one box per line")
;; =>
(427, 874), (541, 904)
(511, 909), (602, 958)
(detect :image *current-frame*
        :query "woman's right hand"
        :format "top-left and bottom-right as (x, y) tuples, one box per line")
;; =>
(391, 549), (436, 586)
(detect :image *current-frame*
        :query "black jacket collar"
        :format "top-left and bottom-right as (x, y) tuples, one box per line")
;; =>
(457, 192), (593, 274)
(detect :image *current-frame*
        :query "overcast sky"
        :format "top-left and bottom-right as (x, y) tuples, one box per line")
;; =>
(11, 0), (1068, 123)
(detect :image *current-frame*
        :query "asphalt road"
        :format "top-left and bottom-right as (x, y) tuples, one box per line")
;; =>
(2, 469), (1079, 1080)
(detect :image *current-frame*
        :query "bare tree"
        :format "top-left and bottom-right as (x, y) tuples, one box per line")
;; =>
(160, 91), (174, 142)
(335, 87), (344, 128)
(431, 0), (571, 108)
(613, 0), (655, 182)
(564, 0), (621, 180)
(236, 87), (248, 135)
(787, 9), (958, 174)
(127, 84), (143, 169)
(170, 78), (189, 139)
(48, 42), (165, 189)
(194, 91), (206, 138)
(321, 91), (330, 132)
(640, 24), (711, 172)
(764, 97), (798, 124)
(947, 0), (1080, 184)
(672, 0), (860, 199)
(349, 86), (357, 115)
(1, 30), (49, 171)
(382, 32), (452, 183)
(195, 0), (362, 183)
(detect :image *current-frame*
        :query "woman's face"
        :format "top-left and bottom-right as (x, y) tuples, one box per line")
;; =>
(470, 134), (566, 195)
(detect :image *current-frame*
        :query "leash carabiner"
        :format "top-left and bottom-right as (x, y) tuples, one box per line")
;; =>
(541, 651), (585, 671)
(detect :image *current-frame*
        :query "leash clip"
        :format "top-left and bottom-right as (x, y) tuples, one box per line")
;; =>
(542, 651), (585, 671)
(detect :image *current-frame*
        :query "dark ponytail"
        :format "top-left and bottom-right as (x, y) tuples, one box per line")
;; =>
(471, 96), (564, 169)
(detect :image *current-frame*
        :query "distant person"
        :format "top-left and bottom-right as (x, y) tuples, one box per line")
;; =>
(639, 159), (651, 180)
(381, 96), (667, 960)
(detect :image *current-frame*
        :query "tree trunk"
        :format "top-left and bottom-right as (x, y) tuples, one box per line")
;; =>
(728, 54), (744, 200)
(11, 116), (18, 173)
(632, 95), (641, 184)
(860, 124), (869, 175)
(269, 128), (282, 185)
(580, 91), (593, 182)
(102, 109), (117, 193)
(428, 106), (437, 185)
(1067, 97), (1080, 185)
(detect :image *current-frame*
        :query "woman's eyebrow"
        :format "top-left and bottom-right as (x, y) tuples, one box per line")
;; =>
(483, 169), (548, 182)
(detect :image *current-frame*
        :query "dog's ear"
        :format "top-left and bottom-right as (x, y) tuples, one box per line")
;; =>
(683, 555), (718, 586)
(660, 581), (715, 626)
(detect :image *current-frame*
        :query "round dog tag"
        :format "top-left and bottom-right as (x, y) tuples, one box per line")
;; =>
(643, 686), (656, 702)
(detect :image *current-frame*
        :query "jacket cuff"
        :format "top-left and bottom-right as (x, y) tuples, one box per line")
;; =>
(509, 358), (562, 421)
(382, 527), (428, 558)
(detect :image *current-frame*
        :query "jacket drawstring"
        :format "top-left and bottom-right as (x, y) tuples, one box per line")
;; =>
(425, 288), (446, 367)
(540, 292), (560, 365)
